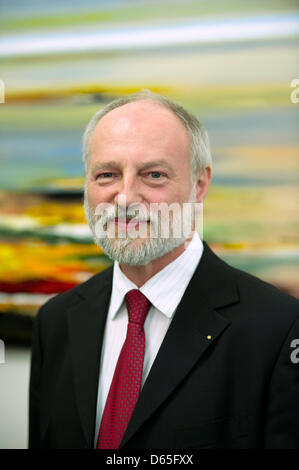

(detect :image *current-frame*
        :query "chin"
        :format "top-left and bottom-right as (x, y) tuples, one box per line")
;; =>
(97, 233), (187, 266)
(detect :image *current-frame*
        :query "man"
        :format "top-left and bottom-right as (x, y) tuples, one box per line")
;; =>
(29, 90), (299, 449)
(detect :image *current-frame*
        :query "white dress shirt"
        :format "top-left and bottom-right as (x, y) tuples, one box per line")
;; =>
(94, 231), (204, 445)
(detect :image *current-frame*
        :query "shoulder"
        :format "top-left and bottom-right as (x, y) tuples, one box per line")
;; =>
(231, 264), (299, 339)
(202, 241), (299, 325)
(230, 262), (298, 309)
(36, 265), (113, 326)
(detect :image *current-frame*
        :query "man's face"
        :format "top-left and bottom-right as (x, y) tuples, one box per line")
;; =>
(84, 100), (199, 265)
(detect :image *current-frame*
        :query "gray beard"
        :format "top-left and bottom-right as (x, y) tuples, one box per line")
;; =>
(84, 189), (196, 266)
(94, 229), (187, 266)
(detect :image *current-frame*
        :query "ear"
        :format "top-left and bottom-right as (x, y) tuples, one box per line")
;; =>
(195, 165), (212, 203)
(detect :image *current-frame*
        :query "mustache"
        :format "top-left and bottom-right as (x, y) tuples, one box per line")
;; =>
(91, 205), (153, 224)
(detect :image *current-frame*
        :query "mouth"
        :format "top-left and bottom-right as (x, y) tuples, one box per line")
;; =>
(111, 218), (149, 230)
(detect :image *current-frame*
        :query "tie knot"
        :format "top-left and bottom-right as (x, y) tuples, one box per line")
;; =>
(125, 289), (151, 326)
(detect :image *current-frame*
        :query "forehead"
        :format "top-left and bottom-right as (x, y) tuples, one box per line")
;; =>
(91, 100), (190, 150)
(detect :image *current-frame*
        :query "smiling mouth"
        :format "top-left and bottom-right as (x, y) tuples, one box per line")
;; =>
(111, 218), (149, 230)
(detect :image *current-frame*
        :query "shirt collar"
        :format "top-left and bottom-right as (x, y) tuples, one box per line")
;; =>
(109, 231), (203, 320)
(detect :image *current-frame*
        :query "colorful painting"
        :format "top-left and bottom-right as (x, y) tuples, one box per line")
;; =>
(0, 0), (298, 343)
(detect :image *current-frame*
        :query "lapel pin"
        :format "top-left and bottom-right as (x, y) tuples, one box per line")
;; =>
(207, 335), (212, 340)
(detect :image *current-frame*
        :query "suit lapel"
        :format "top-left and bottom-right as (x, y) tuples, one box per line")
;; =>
(67, 266), (113, 448)
(121, 241), (239, 447)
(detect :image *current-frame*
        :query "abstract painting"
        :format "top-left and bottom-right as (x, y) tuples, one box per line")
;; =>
(1, 0), (298, 343)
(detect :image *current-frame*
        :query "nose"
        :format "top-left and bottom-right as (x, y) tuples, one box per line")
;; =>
(113, 171), (143, 208)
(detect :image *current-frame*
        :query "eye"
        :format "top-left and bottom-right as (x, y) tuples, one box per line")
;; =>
(148, 171), (166, 179)
(97, 172), (114, 179)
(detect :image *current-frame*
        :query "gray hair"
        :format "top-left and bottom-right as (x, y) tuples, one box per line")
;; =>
(82, 89), (212, 183)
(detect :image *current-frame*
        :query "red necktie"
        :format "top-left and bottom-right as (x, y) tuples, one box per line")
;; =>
(97, 289), (151, 449)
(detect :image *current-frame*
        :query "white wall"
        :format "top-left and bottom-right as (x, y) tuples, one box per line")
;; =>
(0, 345), (31, 449)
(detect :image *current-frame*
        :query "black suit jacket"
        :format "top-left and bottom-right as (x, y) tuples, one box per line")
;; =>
(28, 241), (299, 449)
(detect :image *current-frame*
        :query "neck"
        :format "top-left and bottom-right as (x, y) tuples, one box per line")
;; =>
(119, 230), (195, 287)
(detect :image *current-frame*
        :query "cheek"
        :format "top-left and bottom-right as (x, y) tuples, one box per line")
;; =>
(86, 182), (109, 208)
(147, 184), (179, 200)
(159, 187), (187, 204)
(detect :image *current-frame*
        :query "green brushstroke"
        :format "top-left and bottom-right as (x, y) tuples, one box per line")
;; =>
(1, 0), (298, 33)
